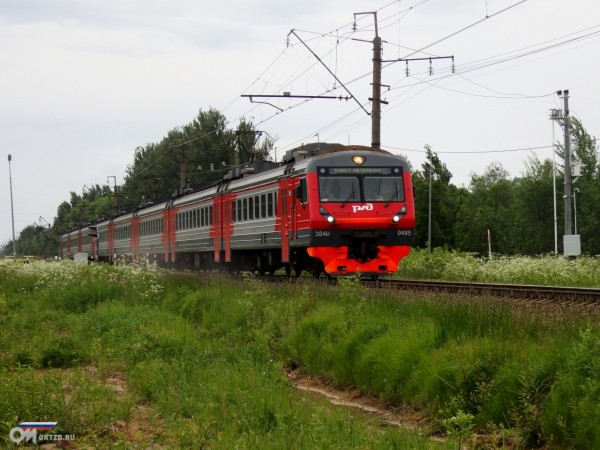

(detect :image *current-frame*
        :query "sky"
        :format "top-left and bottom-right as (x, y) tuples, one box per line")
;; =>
(1, 0), (599, 245)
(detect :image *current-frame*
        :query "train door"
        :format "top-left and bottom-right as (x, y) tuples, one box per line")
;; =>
(279, 180), (294, 263)
(107, 223), (115, 264)
(211, 196), (221, 263)
(161, 201), (176, 265)
(131, 216), (140, 260)
(223, 192), (234, 263)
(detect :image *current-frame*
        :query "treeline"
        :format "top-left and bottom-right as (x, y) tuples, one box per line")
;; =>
(4, 108), (272, 258)
(4, 112), (599, 258)
(413, 117), (600, 255)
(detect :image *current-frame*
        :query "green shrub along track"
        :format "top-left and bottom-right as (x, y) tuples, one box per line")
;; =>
(3, 260), (600, 449)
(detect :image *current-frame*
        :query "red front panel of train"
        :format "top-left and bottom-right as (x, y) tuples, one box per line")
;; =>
(304, 166), (415, 275)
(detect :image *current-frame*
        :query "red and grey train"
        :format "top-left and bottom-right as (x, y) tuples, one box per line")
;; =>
(60, 145), (415, 277)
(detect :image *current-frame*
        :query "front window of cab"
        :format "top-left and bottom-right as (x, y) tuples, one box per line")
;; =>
(318, 166), (405, 203)
(363, 176), (404, 202)
(319, 176), (360, 202)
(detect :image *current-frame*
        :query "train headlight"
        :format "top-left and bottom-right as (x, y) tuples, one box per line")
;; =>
(352, 155), (366, 165)
(320, 206), (336, 224)
(392, 205), (407, 223)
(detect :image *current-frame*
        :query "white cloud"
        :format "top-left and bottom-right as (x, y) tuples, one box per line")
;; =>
(1, 0), (599, 243)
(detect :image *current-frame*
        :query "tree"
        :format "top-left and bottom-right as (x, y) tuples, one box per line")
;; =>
(234, 118), (274, 163)
(412, 145), (466, 250)
(513, 155), (557, 254)
(570, 117), (600, 254)
(454, 162), (518, 255)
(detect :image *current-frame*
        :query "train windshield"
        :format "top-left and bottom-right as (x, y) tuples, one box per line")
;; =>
(318, 167), (404, 203)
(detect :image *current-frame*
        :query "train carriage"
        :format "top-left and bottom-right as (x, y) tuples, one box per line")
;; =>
(136, 203), (167, 264)
(170, 186), (218, 269)
(60, 144), (415, 277)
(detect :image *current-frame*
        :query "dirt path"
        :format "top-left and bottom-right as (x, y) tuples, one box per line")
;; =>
(285, 365), (433, 432)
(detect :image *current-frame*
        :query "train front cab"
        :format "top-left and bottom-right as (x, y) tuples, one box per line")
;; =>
(302, 149), (415, 277)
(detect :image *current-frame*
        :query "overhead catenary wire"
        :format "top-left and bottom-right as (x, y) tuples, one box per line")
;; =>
(384, 144), (554, 154)
(204, 1), (597, 163)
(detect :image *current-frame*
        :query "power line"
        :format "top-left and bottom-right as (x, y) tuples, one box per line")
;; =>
(401, 0), (529, 59)
(410, 74), (555, 99)
(384, 144), (553, 154)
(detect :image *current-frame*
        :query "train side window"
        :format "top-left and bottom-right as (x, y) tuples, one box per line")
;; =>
(243, 198), (248, 221)
(248, 197), (254, 220)
(236, 199), (242, 222)
(209, 206), (213, 225)
(261, 194), (266, 218)
(267, 193), (274, 217)
(254, 196), (260, 218)
(296, 178), (307, 203)
(232, 201), (237, 223)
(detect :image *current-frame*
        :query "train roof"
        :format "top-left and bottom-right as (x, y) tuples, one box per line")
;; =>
(63, 143), (411, 234)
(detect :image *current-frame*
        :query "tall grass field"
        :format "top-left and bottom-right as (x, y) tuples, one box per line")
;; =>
(397, 248), (600, 287)
(1, 257), (599, 449)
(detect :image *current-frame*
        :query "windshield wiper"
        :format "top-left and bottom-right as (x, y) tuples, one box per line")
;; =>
(384, 190), (399, 207)
(340, 189), (356, 208)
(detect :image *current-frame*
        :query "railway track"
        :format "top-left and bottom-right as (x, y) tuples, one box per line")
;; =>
(261, 274), (600, 305)
(365, 278), (600, 305)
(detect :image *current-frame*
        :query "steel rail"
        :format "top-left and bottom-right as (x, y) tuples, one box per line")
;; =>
(365, 278), (600, 304)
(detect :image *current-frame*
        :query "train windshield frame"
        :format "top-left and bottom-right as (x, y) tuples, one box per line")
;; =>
(318, 166), (405, 203)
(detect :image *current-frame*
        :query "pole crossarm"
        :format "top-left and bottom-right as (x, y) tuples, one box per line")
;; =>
(288, 29), (370, 116)
(241, 94), (351, 111)
(241, 94), (350, 100)
(385, 56), (455, 63)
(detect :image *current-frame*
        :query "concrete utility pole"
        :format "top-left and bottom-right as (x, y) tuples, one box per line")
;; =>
(371, 34), (382, 149)
(179, 144), (187, 190)
(559, 89), (573, 236)
(107, 176), (118, 215)
(428, 163), (432, 253)
(8, 154), (17, 260)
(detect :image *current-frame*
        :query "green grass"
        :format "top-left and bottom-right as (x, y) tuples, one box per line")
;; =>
(282, 276), (600, 449)
(2, 260), (600, 448)
(0, 262), (435, 449)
